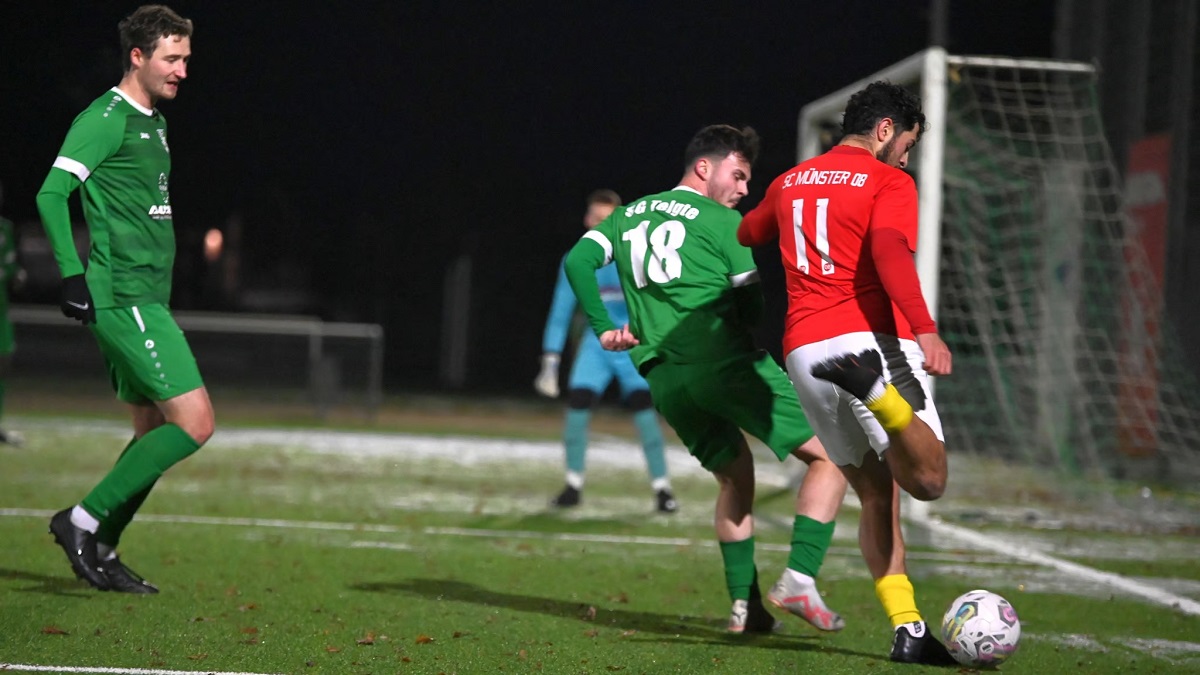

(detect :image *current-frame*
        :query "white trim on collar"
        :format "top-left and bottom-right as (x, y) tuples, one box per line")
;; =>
(110, 87), (155, 116)
(672, 185), (703, 196)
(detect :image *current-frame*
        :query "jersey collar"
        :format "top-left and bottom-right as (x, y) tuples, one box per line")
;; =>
(110, 87), (156, 117)
(830, 145), (873, 158)
(672, 185), (703, 195)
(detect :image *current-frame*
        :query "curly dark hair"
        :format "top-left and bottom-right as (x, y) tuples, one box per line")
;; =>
(683, 124), (761, 171)
(842, 81), (926, 139)
(119, 5), (193, 72)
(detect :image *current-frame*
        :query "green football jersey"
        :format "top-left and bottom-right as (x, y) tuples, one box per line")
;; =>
(564, 186), (760, 367)
(44, 87), (175, 308)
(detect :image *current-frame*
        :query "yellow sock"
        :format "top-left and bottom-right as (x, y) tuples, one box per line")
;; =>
(875, 574), (922, 627)
(865, 384), (913, 434)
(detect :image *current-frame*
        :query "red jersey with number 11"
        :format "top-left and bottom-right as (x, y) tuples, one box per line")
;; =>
(738, 145), (936, 354)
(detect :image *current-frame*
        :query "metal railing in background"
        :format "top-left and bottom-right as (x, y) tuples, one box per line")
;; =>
(10, 304), (384, 419)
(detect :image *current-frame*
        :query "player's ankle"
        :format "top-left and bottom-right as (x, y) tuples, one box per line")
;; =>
(865, 384), (913, 434)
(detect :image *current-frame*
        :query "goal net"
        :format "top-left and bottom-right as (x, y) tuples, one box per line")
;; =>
(798, 48), (1200, 485)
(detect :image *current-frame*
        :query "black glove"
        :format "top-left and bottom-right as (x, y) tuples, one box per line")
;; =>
(60, 274), (96, 325)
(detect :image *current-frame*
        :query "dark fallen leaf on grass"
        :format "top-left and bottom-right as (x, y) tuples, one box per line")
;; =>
(240, 627), (259, 634)
(356, 632), (376, 645)
(620, 630), (637, 637)
(188, 617), (211, 623)
(452, 631), (467, 638)
(582, 605), (597, 621)
(583, 629), (599, 638)
(41, 626), (69, 635)
(325, 646), (341, 653)
(606, 667), (626, 672)
(401, 656), (411, 663)
(241, 638), (258, 645)
(609, 592), (629, 604)
(415, 634), (434, 644)
(187, 654), (207, 661)
(517, 649), (528, 660)
(237, 603), (258, 611)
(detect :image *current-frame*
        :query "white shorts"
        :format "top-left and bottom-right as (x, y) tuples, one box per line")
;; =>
(784, 331), (944, 467)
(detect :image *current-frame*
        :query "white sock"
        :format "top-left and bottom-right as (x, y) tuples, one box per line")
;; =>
(97, 543), (117, 561)
(565, 471), (585, 489)
(863, 378), (887, 405)
(70, 505), (99, 533)
(786, 569), (816, 587)
(651, 477), (671, 492)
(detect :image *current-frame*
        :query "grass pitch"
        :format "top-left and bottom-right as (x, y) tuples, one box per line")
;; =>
(1, 401), (1198, 674)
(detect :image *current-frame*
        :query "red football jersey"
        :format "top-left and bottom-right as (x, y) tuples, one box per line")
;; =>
(739, 145), (935, 354)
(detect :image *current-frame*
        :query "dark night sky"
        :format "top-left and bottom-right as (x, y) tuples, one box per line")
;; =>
(0, 1), (1056, 390)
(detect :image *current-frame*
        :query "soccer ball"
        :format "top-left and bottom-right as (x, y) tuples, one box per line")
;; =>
(940, 590), (1021, 667)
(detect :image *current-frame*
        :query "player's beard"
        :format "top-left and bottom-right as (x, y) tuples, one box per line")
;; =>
(875, 135), (901, 167)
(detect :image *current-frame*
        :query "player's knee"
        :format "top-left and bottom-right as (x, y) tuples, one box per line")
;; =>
(567, 388), (598, 410)
(175, 408), (215, 446)
(907, 469), (946, 501)
(625, 389), (652, 411)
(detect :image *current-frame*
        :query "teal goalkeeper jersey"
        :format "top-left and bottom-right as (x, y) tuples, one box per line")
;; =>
(37, 87), (175, 307)
(564, 186), (760, 368)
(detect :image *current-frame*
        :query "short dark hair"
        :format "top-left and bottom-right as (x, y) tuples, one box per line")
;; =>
(587, 189), (621, 206)
(683, 125), (761, 171)
(119, 5), (193, 72)
(842, 81), (927, 139)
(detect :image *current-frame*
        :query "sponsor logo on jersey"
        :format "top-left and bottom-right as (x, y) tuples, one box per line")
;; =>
(140, 132), (151, 140)
(158, 173), (170, 205)
(148, 204), (173, 219)
(157, 128), (169, 153)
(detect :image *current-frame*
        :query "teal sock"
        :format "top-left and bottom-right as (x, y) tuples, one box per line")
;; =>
(719, 537), (757, 602)
(96, 437), (157, 548)
(788, 516), (835, 577)
(81, 423), (200, 522)
(632, 409), (667, 481)
(563, 409), (590, 475)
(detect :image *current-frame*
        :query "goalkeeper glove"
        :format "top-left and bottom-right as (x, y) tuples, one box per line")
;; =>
(533, 352), (561, 398)
(60, 273), (96, 325)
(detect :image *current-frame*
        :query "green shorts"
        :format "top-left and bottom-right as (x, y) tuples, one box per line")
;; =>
(90, 304), (204, 404)
(645, 350), (815, 471)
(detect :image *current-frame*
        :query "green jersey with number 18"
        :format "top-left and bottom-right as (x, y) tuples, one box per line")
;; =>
(563, 186), (760, 369)
(40, 87), (175, 308)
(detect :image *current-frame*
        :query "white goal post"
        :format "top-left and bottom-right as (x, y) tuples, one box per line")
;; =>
(798, 47), (1096, 338)
(797, 47), (1200, 481)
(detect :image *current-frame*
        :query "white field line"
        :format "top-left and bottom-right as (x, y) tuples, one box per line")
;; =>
(0, 665), (281, 675)
(0, 508), (1001, 563)
(915, 515), (1200, 617)
(10, 421), (1198, 615)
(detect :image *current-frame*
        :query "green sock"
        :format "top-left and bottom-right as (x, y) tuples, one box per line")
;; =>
(95, 437), (157, 548)
(788, 516), (835, 577)
(719, 537), (756, 602)
(563, 409), (590, 475)
(81, 423), (200, 522)
(632, 409), (667, 481)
